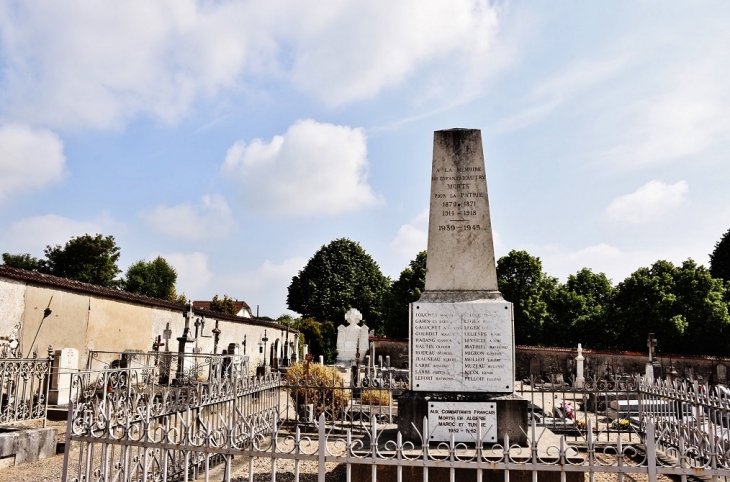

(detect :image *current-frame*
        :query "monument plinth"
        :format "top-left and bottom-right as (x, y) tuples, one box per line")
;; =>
(398, 129), (527, 445)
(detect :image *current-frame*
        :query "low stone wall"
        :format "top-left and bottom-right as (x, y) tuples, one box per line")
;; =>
(516, 345), (730, 384)
(367, 339), (408, 369)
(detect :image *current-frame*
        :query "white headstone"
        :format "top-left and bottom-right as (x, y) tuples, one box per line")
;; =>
(575, 343), (585, 389)
(335, 308), (369, 365)
(49, 347), (79, 405)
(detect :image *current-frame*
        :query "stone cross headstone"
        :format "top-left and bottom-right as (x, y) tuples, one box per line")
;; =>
(398, 129), (525, 445)
(335, 308), (369, 366)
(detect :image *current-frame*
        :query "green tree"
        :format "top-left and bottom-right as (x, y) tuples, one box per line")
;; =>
(543, 269), (614, 349)
(2, 253), (43, 271)
(608, 261), (684, 353)
(605, 259), (730, 355)
(382, 251), (427, 339)
(298, 318), (338, 364)
(670, 260), (730, 356)
(287, 238), (390, 334)
(210, 294), (236, 315)
(43, 234), (121, 288)
(497, 250), (557, 346)
(710, 228), (730, 282)
(124, 256), (178, 300)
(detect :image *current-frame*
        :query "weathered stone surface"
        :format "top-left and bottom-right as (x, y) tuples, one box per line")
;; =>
(411, 301), (513, 392)
(423, 129), (498, 296)
(14, 427), (56, 464)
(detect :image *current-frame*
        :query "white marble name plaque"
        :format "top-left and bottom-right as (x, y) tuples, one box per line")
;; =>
(428, 401), (497, 443)
(411, 301), (513, 392)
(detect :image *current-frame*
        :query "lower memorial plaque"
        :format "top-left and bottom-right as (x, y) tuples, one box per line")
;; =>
(428, 402), (497, 443)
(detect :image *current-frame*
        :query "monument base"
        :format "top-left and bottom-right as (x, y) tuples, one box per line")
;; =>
(397, 391), (528, 446)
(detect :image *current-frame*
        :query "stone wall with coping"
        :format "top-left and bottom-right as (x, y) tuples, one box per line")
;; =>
(0, 278), (25, 343)
(0, 267), (295, 369)
(516, 345), (730, 384)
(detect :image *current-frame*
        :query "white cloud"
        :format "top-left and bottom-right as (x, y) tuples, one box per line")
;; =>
(533, 241), (713, 286)
(0, 123), (65, 201)
(288, 0), (500, 105)
(0, 1), (502, 129)
(157, 252), (213, 296)
(497, 56), (628, 132)
(606, 180), (689, 225)
(2, 212), (121, 256)
(390, 209), (429, 259)
(218, 257), (308, 318)
(223, 119), (383, 215)
(142, 194), (234, 240)
(0, 1), (266, 130)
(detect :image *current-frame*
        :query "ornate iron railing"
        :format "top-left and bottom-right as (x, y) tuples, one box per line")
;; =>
(0, 346), (53, 426)
(62, 364), (730, 482)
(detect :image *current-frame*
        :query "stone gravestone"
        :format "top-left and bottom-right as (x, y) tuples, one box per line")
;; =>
(48, 348), (79, 405)
(398, 129), (527, 445)
(336, 308), (369, 366)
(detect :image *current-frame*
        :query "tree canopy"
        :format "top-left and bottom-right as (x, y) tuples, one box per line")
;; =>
(124, 256), (178, 300)
(496, 250), (557, 346)
(287, 238), (390, 333)
(710, 228), (730, 282)
(2, 253), (43, 271)
(43, 234), (122, 288)
(298, 318), (337, 364)
(210, 294), (237, 315)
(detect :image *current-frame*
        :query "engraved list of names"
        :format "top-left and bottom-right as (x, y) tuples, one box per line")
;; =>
(411, 302), (513, 392)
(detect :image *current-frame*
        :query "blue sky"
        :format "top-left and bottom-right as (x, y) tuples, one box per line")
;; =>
(1, 1), (729, 318)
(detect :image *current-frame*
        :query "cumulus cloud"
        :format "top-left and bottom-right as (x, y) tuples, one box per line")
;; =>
(142, 195), (234, 240)
(223, 119), (383, 215)
(390, 209), (429, 259)
(215, 257), (308, 317)
(157, 252), (213, 295)
(2, 212), (121, 256)
(606, 180), (689, 225)
(0, 124), (65, 201)
(0, 1), (501, 129)
(288, 0), (499, 105)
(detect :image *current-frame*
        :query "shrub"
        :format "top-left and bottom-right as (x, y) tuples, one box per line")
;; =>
(286, 362), (350, 419)
(361, 389), (390, 406)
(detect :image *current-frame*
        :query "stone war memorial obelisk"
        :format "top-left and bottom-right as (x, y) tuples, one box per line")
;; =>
(398, 128), (527, 445)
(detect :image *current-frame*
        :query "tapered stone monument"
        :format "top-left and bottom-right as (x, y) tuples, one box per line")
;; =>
(398, 129), (527, 445)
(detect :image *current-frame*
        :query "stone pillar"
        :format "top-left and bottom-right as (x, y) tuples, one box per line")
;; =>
(575, 344), (585, 389)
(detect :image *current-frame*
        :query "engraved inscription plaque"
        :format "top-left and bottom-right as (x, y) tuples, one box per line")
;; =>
(428, 401), (497, 443)
(410, 302), (513, 392)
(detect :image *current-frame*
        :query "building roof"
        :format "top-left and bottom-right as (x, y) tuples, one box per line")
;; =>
(0, 265), (294, 332)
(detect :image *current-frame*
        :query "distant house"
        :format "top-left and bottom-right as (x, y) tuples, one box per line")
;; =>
(192, 300), (254, 318)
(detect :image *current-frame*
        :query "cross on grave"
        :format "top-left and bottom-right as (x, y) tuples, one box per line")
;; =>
(163, 323), (172, 351)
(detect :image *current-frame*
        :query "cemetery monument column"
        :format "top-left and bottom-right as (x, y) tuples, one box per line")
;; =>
(398, 129), (527, 445)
